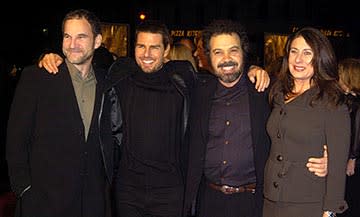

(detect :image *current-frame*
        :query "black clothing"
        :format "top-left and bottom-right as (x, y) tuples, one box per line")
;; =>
(6, 63), (117, 217)
(204, 75), (255, 187)
(108, 57), (196, 217)
(338, 95), (360, 217)
(183, 73), (271, 217)
(348, 95), (360, 160)
(93, 46), (115, 70)
(118, 65), (183, 187)
(116, 184), (184, 217)
(337, 168), (360, 217)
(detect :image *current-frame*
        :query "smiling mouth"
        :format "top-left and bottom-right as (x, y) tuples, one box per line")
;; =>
(142, 60), (154, 64)
(222, 66), (235, 70)
(293, 65), (305, 71)
(220, 66), (237, 74)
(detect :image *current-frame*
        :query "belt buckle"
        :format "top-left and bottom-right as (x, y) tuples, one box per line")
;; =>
(249, 187), (255, 194)
(220, 185), (236, 194)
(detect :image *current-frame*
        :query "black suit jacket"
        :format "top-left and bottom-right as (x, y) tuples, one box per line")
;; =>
(6, 63), (114, 217)
(183, 73), (271, 217)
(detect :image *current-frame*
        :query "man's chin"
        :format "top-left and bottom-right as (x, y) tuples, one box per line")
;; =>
(139, 65), (152, 72)
(220, 74), (241, 83)
(223, 71), (236, 77)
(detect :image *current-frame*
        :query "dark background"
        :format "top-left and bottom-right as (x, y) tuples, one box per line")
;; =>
(1, 0), (359, 68)
(1, 0), (359, 193)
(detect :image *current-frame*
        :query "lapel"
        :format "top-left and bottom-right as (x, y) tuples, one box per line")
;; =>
(88, 67), (108, 137)
(56, 63), (86, 135)
(246, 79), (271, 161)
(57, 64), (107, 139)
(247, 81), (258, 155)
(247, 80), (257, 141)
(197, 75), (218, 143)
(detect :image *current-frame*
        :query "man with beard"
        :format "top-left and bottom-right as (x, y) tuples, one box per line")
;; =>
(183, 19), (328, 217)
(38, 19), (326, 217)
(38, 20), (271, 217)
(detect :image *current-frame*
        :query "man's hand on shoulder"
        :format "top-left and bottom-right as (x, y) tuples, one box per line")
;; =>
(307, 145), (328, 177)
(38, 53), (64, 74)
(247, 65), (270, 92)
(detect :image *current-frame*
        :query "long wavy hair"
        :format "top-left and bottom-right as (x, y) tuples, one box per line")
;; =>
(269, 27), (345, 107)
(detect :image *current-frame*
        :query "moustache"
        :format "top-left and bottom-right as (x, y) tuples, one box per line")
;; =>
(217, 61), (238, 68)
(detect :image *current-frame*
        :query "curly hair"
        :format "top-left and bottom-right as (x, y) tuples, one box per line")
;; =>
(201, 19), (250, 70)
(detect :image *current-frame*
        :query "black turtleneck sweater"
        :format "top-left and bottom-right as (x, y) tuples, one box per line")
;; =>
(116, 63), (184, 187)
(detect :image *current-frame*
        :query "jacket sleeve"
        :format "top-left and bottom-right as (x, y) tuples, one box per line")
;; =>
(349, 107), (360, 159)
(6, 66), (39, 197)
(109, 87), (123, 177)
(322, 104), (350, 213)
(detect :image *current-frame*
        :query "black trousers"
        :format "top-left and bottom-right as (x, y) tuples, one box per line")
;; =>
(114, 183), (183, 217)
(197, 183), (256, 217)
(338, 166), (360, 217)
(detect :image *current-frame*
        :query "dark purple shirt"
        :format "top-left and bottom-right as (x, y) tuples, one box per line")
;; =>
(204, 75), (256, 186)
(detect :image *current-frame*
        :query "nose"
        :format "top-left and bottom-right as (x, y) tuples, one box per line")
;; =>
(223, 51), (232, 61)
(296, 50), (312, 63)
(69, 38), (78, 48)
(295, 52), (304, 63)
(144, 47), (151, 57)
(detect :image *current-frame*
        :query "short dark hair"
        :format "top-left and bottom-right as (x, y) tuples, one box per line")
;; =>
(62, 9), (102, 37)
(135, 20), (171, 49)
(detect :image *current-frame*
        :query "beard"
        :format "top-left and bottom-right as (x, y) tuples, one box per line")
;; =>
(214, 60), (243, 84)
(217, 71), (242, 83)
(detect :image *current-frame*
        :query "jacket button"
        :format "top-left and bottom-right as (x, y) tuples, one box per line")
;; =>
(273, 182), (279, 188)
(277, 132), (281, 138)
(277, 172), (285, 178)
(276, 155), (283, 161)
(339, 205), (345, 211)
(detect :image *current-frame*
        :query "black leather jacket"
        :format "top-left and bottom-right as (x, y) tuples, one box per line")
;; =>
(105, 57), (197, 179)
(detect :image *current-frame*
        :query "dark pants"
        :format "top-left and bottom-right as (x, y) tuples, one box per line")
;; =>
(197, 183), (255, 217)
(114, 184), (183, 217)
(338, 166), (360, 217)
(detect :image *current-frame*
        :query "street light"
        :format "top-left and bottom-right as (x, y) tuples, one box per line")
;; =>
(139, 12), (146, 21)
